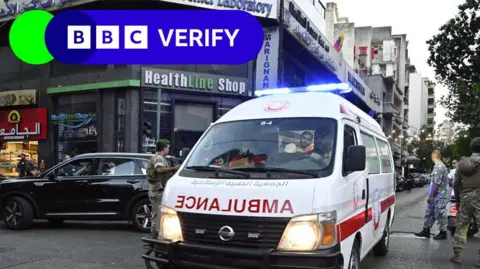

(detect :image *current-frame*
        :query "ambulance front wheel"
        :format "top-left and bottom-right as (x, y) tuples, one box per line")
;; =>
(372, 217), (390, 256)
(348, 239), (360, 269)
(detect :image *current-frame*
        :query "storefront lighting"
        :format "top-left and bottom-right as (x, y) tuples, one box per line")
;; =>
(254, 83), (352, 97)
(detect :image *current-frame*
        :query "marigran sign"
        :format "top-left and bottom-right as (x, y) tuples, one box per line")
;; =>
(141, 68), (249, 97)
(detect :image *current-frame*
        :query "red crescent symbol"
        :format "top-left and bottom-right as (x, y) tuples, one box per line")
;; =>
(265, 101), (289, 112)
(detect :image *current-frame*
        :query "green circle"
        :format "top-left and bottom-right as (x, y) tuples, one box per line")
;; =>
(9, 10), (54, 65)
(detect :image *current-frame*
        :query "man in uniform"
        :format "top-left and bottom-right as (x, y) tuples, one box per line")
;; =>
(451, 138), (480, 265)
(414, 150), (449, 240)
(147, 139), (180, 238)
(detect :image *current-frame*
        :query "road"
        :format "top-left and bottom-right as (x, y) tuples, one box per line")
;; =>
(1, 187), (478, 269)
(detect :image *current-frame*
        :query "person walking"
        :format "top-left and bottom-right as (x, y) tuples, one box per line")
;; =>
(147, 139), (180, 239)
(451, 138), (480, 265)
(414, 150), (449, 240)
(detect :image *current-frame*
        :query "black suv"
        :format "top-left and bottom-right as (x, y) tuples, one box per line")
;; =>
(0, 152), (155, 232)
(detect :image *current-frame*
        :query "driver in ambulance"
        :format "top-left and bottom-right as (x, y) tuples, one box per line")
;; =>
(310, 129), (334, 163)
(285, 131), (314, 153)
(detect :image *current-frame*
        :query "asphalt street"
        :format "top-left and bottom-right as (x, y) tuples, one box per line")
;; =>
(1, 187), (477, 269)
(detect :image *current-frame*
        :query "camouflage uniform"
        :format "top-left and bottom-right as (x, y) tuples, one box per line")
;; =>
(423, 161), (449, 231)
(452, 153), (480, 263)
(147, 153), (171, 238)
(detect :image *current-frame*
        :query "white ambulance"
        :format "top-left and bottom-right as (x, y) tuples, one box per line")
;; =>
(143, 87), (396, 269)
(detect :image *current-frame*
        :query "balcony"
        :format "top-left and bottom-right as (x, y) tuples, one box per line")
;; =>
(428, 103), (435, 109)
(426, 123), (434, 129)
(383, 103), (398, 115)
(427, 113), (435, 118)
(395, 84), (404, 96)
(428, 91), (434, 98)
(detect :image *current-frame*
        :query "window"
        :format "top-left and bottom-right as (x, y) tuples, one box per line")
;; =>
(360, 133), (380, 174)
(343, 125), (357, 173)
(53, 93), (98, 162)
(115, 92), (126, 152)
(377, 140), (392, 173)
(139, 159), (149, 175)
(359, 47), (368, 55)
(57, 159), (94, 177)
(185, 118), (337, 176)
(97, 158), (140, 176)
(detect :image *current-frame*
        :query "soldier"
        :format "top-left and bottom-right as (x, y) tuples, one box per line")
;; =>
(147, 139), (180, 238)
(414, 150), (449, 240)
(451, 137), (480, 265)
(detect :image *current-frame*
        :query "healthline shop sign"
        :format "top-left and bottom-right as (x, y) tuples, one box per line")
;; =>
(142, 68), (250, 97)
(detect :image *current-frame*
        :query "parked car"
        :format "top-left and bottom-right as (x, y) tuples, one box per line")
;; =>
(396, 175), (405, 192)
(409, 173), (426, 187)
(0, 152), (158, 232)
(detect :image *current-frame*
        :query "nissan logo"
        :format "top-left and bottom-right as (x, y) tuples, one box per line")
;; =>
(218, 226), (235, 241)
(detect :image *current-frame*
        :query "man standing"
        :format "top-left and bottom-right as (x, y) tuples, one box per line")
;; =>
(451, 138), (480, 264)
(414, 150), (449, 240)
(17, 153), (28, 177)
(147, 139), (180, 239)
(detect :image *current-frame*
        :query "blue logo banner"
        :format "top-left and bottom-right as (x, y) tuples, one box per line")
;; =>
(45, 10), (264, 65)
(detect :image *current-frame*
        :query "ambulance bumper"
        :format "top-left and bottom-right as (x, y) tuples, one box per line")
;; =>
(142, 237), (343, 269)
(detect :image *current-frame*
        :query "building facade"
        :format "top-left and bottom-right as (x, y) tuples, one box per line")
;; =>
(325, 3), (410, 172)
(426, 80), (436, 133)
(0, 0), (379, 173)
(408, 71), (428, 132)
(436, 119), (455, 144)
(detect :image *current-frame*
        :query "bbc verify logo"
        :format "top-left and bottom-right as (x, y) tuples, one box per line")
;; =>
(67, 26), (240, 49)
(67, 26), (150, 49)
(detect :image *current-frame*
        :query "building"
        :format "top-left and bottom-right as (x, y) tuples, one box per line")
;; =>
(325, 5), (410, 172)
(408, 69), (428, 132)
(436, 119), (455, 144)
(426, 80), (436, 134)
(0, 0), (378, 173)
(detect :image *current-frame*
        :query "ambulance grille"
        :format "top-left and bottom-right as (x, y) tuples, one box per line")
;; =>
(177, 212), (290, 249)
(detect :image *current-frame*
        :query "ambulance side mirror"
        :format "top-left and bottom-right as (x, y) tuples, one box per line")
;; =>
(345, 145), (366, 172)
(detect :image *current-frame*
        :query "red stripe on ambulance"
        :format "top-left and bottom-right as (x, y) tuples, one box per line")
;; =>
(337, 194), (395, 242)
(175, 196), (295, 214)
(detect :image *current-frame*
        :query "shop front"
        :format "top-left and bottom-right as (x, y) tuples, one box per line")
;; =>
(141, 67), (251, 156)
(0, 107), (48, 177)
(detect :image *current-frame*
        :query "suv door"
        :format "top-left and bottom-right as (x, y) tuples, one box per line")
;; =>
(87, 157), (146, 214)
(36, 158), (97, 215)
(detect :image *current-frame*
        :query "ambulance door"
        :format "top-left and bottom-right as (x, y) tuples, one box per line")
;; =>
(341, 121), (373, 255)
(359, 128), (385, 249)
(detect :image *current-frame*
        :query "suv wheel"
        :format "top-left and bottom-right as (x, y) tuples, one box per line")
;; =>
(132, 199), (152, 233)
(3, 196), (34, 230)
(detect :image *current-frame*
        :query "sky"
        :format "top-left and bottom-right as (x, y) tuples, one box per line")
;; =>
(332, 0), (464, 125)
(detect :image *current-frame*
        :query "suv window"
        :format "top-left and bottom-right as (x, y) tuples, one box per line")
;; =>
(97, 158), (141, 176)
(57, 159), (95, 177)
(139, 159), (149, 175)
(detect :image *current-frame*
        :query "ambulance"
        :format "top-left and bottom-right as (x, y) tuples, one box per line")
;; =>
(142, 84), (396, 269)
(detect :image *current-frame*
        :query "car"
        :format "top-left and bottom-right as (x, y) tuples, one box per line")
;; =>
(409, 173), (425, 187)
(0, 152), (157, 232)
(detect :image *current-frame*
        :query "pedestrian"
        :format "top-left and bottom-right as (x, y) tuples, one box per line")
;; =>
(147, 139), (180, 239)
(451, 138), (480, 265)
(448, 158), (459, 187)
(16, 153), (28, 177)
(414, 149), (449, 240)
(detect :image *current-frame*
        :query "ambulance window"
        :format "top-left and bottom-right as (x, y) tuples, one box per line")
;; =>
(377, 140), (393, 173)
(343, 125), (357, 157)
(360, 132), (380, 174)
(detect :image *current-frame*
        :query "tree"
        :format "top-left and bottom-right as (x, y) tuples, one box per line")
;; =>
(407, 125), (445, 171)
(426, 0), (480, 126)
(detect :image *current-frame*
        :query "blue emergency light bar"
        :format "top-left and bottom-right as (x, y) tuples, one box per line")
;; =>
(254, 82), (352, 97)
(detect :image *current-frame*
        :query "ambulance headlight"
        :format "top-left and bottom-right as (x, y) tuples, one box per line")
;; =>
(159, 206), (183, 242)
(278, 211), (337, 251)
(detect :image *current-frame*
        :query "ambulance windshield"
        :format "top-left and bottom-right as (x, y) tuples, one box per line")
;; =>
(184, 118), (337, 177)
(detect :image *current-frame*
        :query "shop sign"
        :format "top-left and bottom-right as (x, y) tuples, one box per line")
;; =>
(347, 71), (366, 96)
(0, 108), (47, 141)
(0, 89), (37, 107)
(282, 0), (341, 76)
(51, 113), (97, 137)
(255, 27), (280, 90)
(156, 0), (277, 19)
(0, 0), (90, 21)
(142, 68), (250, 97)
